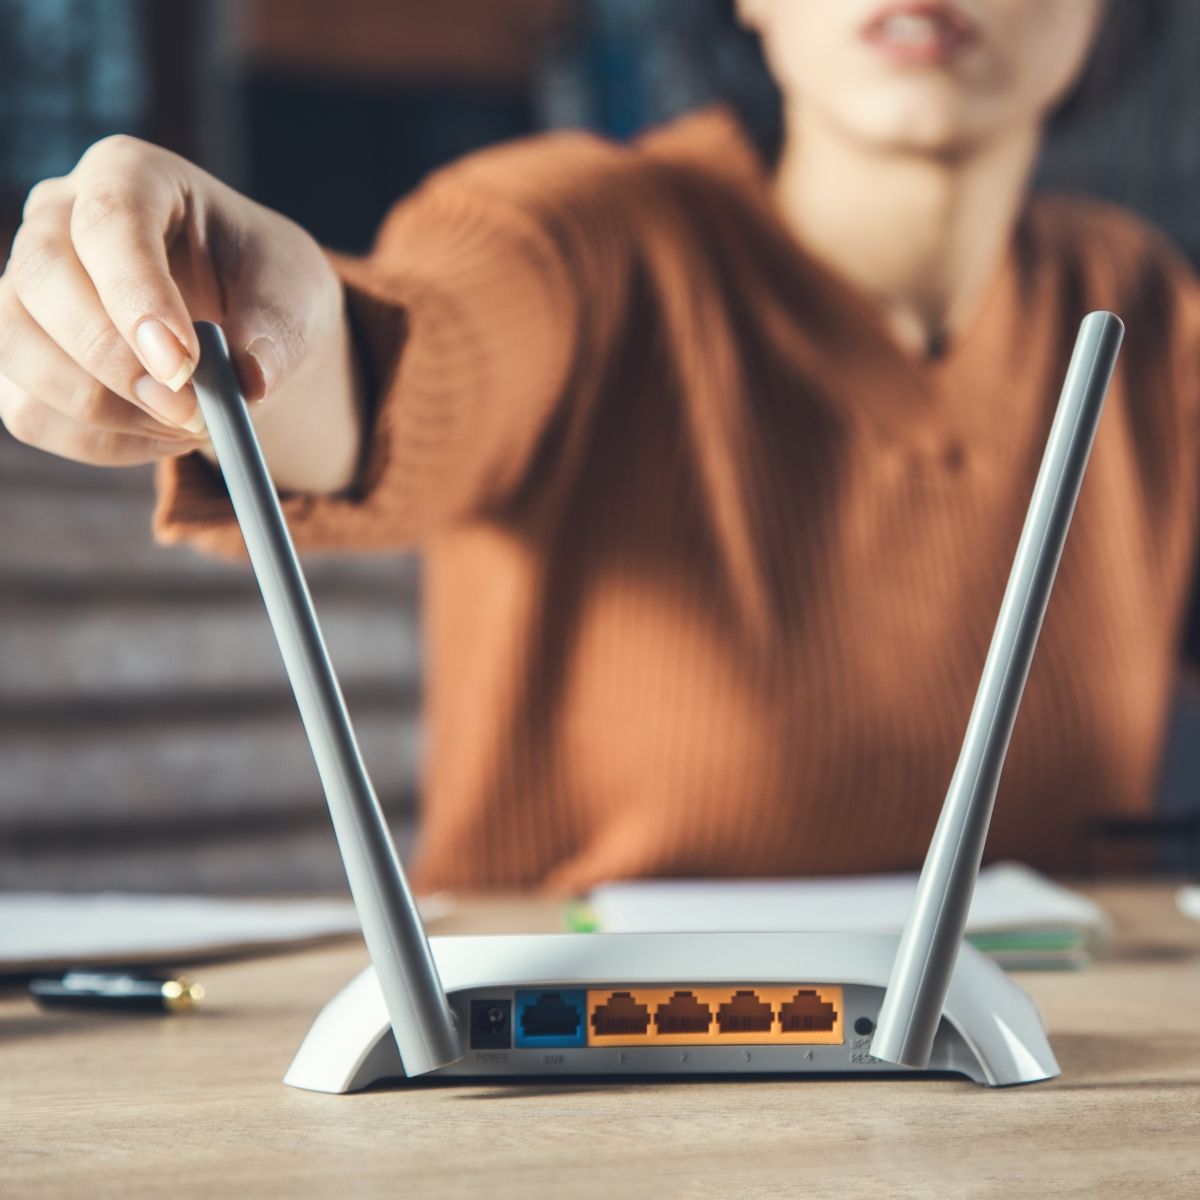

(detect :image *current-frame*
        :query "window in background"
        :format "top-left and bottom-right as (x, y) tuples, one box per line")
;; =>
(0, 0), (146, 197)
(232, 0), (569, 252)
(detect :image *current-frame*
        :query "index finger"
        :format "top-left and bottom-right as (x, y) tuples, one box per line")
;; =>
(69, 143), (199, 391)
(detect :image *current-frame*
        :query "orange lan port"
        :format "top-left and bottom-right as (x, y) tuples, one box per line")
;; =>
(654, 991), (713, 1036)
(778, 987), (842, 1043)
(717, 990), (774, 1035)
(590, 991), (651, 1039)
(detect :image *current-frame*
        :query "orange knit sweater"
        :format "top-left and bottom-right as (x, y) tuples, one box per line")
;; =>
(155, 109), (1200, 893)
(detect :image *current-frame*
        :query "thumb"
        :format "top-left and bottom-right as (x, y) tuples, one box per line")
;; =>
(218, 235), (338, 405)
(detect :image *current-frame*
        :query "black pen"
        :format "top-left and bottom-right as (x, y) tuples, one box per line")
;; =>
(29, 970), (205, 1014)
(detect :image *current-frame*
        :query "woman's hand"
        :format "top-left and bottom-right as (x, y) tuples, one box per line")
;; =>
(0, 134), (361, 488)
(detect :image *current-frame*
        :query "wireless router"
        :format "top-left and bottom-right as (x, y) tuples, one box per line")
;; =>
(190, 310), (1123, 1093)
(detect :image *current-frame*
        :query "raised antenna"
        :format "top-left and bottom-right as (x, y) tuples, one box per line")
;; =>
(872, 310), (1124, 1069)
(190, 322), (462, 1076)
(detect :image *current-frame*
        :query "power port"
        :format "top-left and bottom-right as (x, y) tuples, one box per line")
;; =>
(470, 999), (512, 1049)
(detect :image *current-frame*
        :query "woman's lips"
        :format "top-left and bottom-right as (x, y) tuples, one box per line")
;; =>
(860, 2), (980, 66)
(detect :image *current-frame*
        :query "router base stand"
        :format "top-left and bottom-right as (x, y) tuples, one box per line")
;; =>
(284, 931), (1058, 1093)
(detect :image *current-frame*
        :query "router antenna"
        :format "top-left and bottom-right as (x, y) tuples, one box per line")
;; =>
(191, 323), (462, 1076)
(872, 311), (1124, 1070)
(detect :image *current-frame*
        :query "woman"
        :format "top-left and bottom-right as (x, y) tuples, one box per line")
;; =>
(1, 1), (1196, 892)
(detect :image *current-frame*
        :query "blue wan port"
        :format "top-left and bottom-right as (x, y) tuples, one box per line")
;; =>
(514, 990), (588, 1048)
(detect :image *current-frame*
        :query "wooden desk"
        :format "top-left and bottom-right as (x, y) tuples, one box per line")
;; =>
(3, 885), (1198, 1199)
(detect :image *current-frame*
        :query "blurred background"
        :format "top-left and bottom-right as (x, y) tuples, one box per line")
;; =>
(1, 0), (1198, 895)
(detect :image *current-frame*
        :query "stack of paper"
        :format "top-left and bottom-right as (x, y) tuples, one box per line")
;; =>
(574, 861), (1111, 970)
(0, 891), (453, 973)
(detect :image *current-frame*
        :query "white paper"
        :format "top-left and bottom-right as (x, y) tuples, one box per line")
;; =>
(0, 891), (453, 971)
(587, 861), (1108, 941)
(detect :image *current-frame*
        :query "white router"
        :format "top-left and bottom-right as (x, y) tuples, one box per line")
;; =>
(191, 311), (1123, 1093)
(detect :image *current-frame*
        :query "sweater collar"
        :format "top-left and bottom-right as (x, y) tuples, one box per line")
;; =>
(640, 105), (1039, 455)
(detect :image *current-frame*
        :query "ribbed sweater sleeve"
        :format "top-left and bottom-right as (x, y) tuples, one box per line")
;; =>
(153, 134), (618, 555)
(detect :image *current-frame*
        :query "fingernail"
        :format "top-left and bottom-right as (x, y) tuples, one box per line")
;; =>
(246, 336), (282, 399)
(135, 319), (195, 391)
(134, 375), (206, 436)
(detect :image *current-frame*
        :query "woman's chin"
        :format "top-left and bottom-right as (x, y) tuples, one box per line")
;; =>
(825, 89), (1007, 157)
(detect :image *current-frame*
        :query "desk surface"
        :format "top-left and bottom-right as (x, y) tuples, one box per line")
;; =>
(2, 884), (1198, 1199)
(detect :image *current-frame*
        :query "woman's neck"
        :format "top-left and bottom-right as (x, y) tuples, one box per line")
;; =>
(774, 104), (1040, 357)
